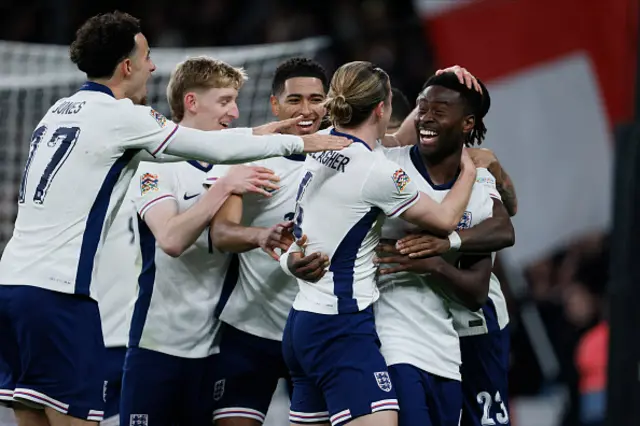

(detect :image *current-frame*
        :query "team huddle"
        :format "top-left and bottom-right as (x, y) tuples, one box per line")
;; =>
(0, 10), (517, 426)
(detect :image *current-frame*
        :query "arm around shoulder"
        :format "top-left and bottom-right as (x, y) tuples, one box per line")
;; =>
(164, 126), (304, 165)
(381, 106), (418, 147)
(117, 105), (305, 163)
(400, 166), (476, 236)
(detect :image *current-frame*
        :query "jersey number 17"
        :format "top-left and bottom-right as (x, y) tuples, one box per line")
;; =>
(19, 125), (81, 205)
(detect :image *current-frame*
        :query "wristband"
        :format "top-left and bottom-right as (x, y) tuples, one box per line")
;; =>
(448, 231), (462, 251)
(279, 241), (305, 278)
(279, 251), (296, 278)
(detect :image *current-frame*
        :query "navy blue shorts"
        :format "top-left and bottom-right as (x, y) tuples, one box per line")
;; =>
(388, 364), (461, 426)
(283, 307), (399, 426)
(212, 324), (290, 423)
(103, 347), (127, 420)
(119, 346), (216, 426)
(459, 327), (511, 426)
(0, 285), (105, 421)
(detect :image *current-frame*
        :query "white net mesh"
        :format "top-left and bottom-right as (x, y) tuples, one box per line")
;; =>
(0, 37), (329, 251)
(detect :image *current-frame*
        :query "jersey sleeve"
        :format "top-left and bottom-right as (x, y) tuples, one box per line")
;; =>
(131, 162), (179, 219)
(475, 168), (502, 201)
(118, 103), (179, 156)
(361, 158), (420, 218)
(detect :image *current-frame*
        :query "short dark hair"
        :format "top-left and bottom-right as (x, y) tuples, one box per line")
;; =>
(422, 72), (490, 146)
(70, 11), (142, 79)
(271, 57), (328, 96)
(390, 87), (411, 124)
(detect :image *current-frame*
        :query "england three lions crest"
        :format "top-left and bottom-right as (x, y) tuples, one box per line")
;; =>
(374, 371), (392, 392)
(130, 414), (148, 426)
(213, 379), (225, 401)
(456, 211), (472, 230)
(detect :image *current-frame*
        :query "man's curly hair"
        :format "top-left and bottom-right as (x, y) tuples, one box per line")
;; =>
(70, 11), (141, 79)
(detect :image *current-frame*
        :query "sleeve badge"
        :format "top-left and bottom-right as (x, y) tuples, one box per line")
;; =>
(140, 173), (159, 195)
(475, 176), (496, 185)
(392, 169), (410, 192)
(149, 108), (167, 128)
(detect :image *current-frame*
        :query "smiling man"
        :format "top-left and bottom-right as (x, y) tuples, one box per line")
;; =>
(203, 57), (330, 426)
(270, 57), (328, 135)
(374, 72), (513, 426)
(118, 56), (285, 426)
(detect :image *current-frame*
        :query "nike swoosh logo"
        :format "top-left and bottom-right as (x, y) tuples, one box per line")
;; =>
(183, 192), (200, 200)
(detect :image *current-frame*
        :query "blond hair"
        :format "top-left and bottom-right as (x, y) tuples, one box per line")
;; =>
(167, 56), (248, 121)
(324, 61), (390, 128)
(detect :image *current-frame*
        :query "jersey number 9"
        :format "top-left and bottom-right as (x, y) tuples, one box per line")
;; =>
(285, 170), (314, 240)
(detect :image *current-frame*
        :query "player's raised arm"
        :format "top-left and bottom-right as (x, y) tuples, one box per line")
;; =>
(168, 127), (352, 162)
(363, 153), (476, 237)
(444, 191), (515, 253)
(395, 169), (515, 258)
(467, 147), (518, 216)
(393, 200), (514, 259)
(120, 105), (351, 165)
(380, 106), (418, 147)
(497, 169), (518, 216)
(400, 151), (476, 236)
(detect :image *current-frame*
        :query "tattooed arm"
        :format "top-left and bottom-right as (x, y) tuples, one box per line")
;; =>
(496, 168), (518, 217)
(468, 148), (518, 216)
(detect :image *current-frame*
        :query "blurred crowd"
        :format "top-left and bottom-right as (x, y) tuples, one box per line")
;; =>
(0, 0), (432, 104)
(507, 232), (609, 426)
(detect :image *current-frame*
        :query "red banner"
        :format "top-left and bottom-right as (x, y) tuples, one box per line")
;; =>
(421, 0), (637, 125)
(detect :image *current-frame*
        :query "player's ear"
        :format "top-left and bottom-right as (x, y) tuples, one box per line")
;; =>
(270, 95), (279, 117)
(463, 114), (475, 133)
(121, 58), (133, 77)
(184, 92), (197, 115)
(374, 101), (385, 120)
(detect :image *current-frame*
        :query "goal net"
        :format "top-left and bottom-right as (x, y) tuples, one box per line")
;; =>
(0, 37), (329, 251)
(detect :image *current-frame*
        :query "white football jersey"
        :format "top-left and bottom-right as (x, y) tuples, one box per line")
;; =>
(94, 184), (141, 348)
(0, 82), (178, 299)
(442, 169), (510, 337)
(204, 155), (305, 341)
(128, 160), (231, 358)
(375, 145), (498, 380)
(290, 129), (420, 315)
